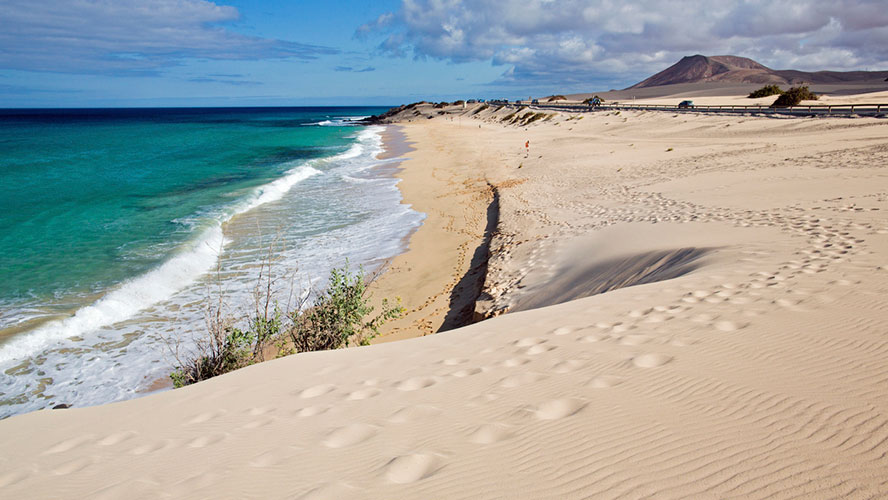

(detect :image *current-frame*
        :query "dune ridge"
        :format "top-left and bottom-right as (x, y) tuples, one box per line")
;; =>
(2, 99), (888, 498)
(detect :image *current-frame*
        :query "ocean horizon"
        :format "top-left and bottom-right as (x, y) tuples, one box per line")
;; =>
(0, 106), (422, 418)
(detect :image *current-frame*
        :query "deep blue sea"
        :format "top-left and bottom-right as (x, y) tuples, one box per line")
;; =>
(0, 107), (422, 418)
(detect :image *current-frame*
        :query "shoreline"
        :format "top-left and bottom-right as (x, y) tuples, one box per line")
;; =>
(369, 122), (501, 341)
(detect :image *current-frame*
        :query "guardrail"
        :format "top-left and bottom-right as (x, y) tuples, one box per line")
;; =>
(509, 102), (887, 117)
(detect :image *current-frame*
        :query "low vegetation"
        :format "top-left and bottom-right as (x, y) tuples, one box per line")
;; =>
(521, 112), (548, 125)
(771, 86), (819, 107)
(472, 104), (490, 115)
(284, 266), (401, 353)
(169, 263), (402, 388)
(547, 95), (567, 102)
(747, 85), (784, 98)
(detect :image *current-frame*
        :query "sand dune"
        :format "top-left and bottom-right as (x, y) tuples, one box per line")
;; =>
(2, 100), (888, 498)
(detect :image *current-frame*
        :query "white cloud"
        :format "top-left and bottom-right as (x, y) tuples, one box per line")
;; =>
(0, 0), (337, 74)
(361, 0), (888, 88)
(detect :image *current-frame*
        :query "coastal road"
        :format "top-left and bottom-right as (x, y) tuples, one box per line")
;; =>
(509, 102), (888, 117)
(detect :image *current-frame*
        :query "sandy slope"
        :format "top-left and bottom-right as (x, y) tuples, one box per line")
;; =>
(2, 102), (888, 499)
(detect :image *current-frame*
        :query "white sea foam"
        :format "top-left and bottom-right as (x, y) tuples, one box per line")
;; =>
(307, 116), (369, 127)
(0, 226), (225, 363)
(0, 164), (320, 365)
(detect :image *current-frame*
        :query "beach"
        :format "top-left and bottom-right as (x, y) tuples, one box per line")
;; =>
(2, 97), (888, 498)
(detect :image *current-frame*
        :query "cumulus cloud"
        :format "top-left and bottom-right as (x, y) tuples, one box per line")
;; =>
(0, 0), (338, 75)
(360, 0), (888, 88)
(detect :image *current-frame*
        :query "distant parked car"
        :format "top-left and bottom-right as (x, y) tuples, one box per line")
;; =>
(678, 100), (694, 109)
(531, 99), (539, 105)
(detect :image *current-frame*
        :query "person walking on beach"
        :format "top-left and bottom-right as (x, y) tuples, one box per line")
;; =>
(525, 140), (529, 157)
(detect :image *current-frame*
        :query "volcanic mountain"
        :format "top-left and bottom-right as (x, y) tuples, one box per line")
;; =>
(628, 55), (888, 89)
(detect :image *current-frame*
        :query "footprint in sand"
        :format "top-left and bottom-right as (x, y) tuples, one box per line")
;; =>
(52, 457), (94, 476)
(300, 384), (336, 399)
(713, 320), (747, 332)
(131, 439), (175, 455)
(441, 358), (468, 366)
(97, 431), (137, 446)
(348, 388), (381, 400)
(551, 359), (586, 373)
(533, 398), (586, 420)
(295, 405), (330, 417)
(632, 353), (673, 368)
(515, 337), (547, 347)
(524, 344), (555, 355)
(469, 423), (515, 444)
(643, 313), (670, 323)
(620, 334), (651, 346)
(323, 423), (378, 448)
(388, 405), (442, 423)
(297, 482), (360, 500)
(0, 470), (30, 488)
(186, 409), (227, 425)
(501, 357), (530, 367)
(396, 376), (438, 391)
(241, 417), (275, 430)
(451, 367), (482, 378)
(384, 453), (441, 484)
(249, 449), (292, 468)
(246, 406), (276, 416)
(589, 375), (624, 388)
(550, 326), (574, 336)
(187, 433), (227, 448)
(43, 435), (95, 455)
(500, 372), (546, 388)
(691, 313), (717, 323)
(579, 332), (609, 343)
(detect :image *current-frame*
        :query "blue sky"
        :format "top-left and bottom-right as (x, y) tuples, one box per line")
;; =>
(1, 0), (886, 107)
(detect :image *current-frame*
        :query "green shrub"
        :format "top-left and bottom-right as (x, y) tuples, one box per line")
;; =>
(169, 264), (401, 387)
(169, 304), (283, 388)
(748, 85), (784, 98)
(771, 86), (819, 107)
(287, 265), (402, 352)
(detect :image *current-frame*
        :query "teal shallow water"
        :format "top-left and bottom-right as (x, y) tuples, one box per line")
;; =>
(0, 108), (360, 307)
(0, 107), (421, 417)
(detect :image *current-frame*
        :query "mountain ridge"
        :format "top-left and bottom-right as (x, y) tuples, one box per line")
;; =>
(628, 55), (888, 89)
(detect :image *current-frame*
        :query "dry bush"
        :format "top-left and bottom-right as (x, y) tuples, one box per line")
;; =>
(168, 259), (401, 387)
(771, 86), (819, 107)
(748, 85), (783, 98)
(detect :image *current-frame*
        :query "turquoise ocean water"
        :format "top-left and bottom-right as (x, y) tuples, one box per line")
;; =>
(0, 107), (422, 418)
